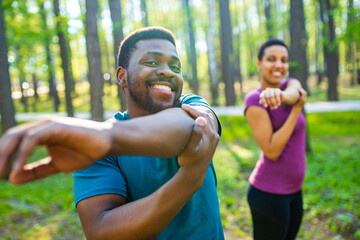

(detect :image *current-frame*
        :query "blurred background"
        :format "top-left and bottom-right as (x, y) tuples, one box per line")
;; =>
(0, 0), (359, 239)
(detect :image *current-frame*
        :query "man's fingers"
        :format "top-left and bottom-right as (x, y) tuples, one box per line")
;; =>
(181, 104), (203, 119)
(12, 123), (59, 173)
(9, 157), (59, 185)
(0, 133), (24, 178)
(189, 117), (207, 150)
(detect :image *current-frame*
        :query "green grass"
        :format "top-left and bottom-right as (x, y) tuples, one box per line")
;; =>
(0, 111), (359, 239)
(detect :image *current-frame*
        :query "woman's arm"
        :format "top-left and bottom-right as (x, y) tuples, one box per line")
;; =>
(259, 79), (302, 109)
(246, 88), (307, 161)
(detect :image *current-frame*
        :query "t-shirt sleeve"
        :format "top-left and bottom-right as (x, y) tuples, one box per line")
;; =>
(180, 94), (222, 136)
(73, 156), (127, 206)
(244, 90), (266, 116)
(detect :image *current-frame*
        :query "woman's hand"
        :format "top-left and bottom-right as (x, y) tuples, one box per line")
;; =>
(259, 88), (284, 109)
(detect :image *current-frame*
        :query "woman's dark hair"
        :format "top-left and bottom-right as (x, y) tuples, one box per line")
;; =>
(257, 39), (289, 61)
(117, 26), (176, 69)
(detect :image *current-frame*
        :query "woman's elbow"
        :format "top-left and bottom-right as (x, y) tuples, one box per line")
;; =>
(263, 150), (281, 161)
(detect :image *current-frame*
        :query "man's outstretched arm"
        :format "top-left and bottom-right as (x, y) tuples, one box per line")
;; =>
(0, 105), (218, 185)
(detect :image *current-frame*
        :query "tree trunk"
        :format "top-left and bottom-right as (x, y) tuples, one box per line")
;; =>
(206, 0), (218, 106)
(85, 0), (104, 121)
(289, 0), (309, 92)
(15, 47), (28, 113)
(315, 6), (323, 86)
(346, 0), (356, 85)
(184, 0), (198, 94)
(320, 0), (339, 101)
(264, 0), (273, 38)
(109, 0), (127, 112)
(219, 0), (236, 106)
(290, 0), (311, 152)
(54, 0), (74, 116)
(140, 0), (148, 27)
(232, 0), (243, 98)
(276, 0), (284, 39)
(40, 2), (60, 112)
(0, 2), (16, 133)
(244, 4), (257, 76)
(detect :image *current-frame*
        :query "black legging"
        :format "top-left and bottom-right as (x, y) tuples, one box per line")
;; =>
(247, 185), (303, 240)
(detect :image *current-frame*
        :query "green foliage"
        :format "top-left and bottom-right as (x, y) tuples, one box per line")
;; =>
(1, 112), (359, 239)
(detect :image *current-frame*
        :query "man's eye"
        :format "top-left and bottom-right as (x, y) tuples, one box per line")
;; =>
(282, 58), (289, 63)
(145, 60), (158, 66)
(170, 65), (180, 73)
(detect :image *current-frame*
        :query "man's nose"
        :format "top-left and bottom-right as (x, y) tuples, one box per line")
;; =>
(156, 65), (175, 77)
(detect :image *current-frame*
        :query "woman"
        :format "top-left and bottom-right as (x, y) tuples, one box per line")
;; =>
(244, 39), (307, 240)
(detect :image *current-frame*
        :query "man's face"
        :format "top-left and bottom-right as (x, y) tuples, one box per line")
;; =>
(124, 39), (183, 115)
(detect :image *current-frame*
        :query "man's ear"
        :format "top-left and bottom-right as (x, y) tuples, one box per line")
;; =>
(116, 67), (128, 88)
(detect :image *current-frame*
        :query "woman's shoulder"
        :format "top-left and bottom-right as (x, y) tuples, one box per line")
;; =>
(245, 88), (261, 105)
(244, 88), (264, 114)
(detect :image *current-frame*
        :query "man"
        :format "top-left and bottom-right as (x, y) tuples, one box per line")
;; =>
(0, 27), (224, 239)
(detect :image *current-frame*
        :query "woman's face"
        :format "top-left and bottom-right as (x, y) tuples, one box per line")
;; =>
(257, 45), (289, 87)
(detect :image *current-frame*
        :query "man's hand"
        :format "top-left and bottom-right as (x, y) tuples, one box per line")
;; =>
(0, 117), (113, 185)
(178, 105), (219, 177)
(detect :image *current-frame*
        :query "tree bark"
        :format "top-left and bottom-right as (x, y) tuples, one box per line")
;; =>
(289, 0), (309, 92)
(54, 0), (74, 116)
(109, 0), (127, 112)
(0, 2), (16, 133)
(219, 0), (236, 106)
(289, 0), (311, 152)
(85, 0), (104, 121)
(206, 0), (218, 106)
(184, 0), (198, 94)
(319, 0), (339, 101)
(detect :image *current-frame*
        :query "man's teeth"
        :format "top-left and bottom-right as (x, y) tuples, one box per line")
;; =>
(152, 85), (172, 91)
(273, 72), (282, 76)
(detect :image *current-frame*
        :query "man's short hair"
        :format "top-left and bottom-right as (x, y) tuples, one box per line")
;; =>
(117, 26), (177, 69)
(257, 39), (289, 61)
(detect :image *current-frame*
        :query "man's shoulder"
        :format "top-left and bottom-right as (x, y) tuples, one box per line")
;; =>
(180, 94), (210, 107)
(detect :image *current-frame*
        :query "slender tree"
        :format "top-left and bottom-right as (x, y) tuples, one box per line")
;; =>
(346, 0), (357, 85)
(219, 0), (236, 105)
(85, 0), (104, 121)
(289, 0), (309, 92)
(184, 0), (198, 94)
(109, 0), (127, 111)
(232, 0), (243, 97)
(264, 0), (273, 38)
(289, 0), (311, 152)
(206, 0), (218, 106)
(54, 0), (74, 116)
(39, 1), (60, 111)
(319, 0), (339, 101)
(140, 0), (148, 27)
(16, 47), (28, 113)
(0, 1), (16, 133)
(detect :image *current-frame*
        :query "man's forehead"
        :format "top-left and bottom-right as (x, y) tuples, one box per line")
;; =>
(135, 39), (178, 55)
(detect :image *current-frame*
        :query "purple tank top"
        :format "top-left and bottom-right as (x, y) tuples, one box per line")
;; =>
(244, 78), (306, 194)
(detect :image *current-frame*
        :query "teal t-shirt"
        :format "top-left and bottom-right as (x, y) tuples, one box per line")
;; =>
(73, 94), (224, 239)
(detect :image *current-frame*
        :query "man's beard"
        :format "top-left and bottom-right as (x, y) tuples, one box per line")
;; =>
(128, 78), (181, 114)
